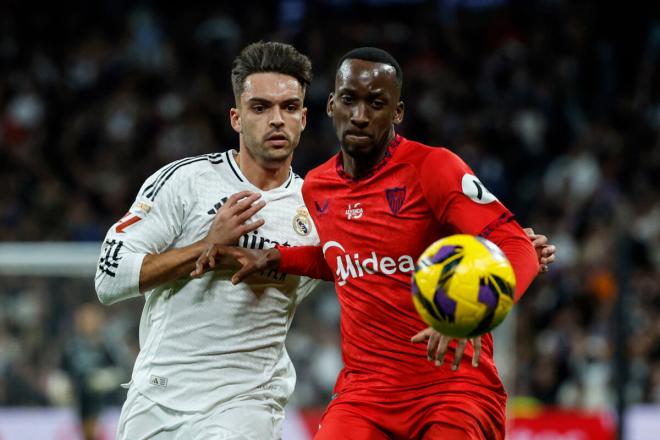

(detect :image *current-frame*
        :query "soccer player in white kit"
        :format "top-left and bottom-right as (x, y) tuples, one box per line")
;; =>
(95, 42), (319, 439)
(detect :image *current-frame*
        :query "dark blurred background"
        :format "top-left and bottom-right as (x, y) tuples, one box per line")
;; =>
(2, 0), (660, 438)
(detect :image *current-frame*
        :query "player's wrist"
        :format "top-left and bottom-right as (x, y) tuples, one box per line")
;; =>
(264, 248), (282, 270)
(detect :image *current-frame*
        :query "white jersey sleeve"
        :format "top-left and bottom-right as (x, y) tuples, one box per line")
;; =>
(95, 160), (192, 305)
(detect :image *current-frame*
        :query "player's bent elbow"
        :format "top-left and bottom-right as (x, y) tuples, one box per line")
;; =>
(95, 275), (123, 306)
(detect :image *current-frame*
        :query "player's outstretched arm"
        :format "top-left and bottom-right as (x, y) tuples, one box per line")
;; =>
(191, 246), (279, 284)
(96, 189), (265, 305)
(191, 244), (334, 282)
(139, 191), (265, 291)
(409, 226), (557, 371)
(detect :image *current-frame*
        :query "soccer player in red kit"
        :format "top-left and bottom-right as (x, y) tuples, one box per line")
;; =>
(195, 48), (548, 440)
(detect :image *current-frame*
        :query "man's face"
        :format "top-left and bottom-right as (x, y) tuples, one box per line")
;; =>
(327, 59), (404, 159)
(231, 72), (307, 167)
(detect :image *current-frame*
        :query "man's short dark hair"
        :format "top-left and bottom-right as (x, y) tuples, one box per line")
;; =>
(231, 41), (312, 103)
(337, 47), (403, 89)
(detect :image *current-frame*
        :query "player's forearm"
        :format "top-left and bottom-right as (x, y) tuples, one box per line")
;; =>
(277, 245), (334, 281)
(486, 221), (539, 301)
(139, 241), (209, 292)
(96, 241), (146, 305)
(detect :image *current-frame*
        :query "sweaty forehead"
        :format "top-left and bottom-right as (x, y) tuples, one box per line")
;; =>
(336, 59), (398, 90)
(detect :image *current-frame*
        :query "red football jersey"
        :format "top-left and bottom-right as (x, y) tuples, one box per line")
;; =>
(300, 134), (532, 403)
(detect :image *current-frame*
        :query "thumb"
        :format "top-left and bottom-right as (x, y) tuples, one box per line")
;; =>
(411, 328), (431, 343)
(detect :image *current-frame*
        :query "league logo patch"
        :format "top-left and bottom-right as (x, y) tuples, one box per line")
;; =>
(293, 207), (312, 236)
(385, 186), (406, 215)
(461, 174), (498, 204)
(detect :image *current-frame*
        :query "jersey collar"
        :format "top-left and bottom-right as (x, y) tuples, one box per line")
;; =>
(335, 133), (403, 182)
(225, 150), (294, 190)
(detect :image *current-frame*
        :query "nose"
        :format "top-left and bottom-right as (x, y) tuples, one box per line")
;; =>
(270, 106), (285, 129)
(350, 102), (369, 127)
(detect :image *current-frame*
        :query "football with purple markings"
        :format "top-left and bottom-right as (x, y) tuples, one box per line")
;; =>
(411, 234), (515, 338)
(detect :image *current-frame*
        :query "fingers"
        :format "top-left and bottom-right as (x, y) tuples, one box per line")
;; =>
(191, 246), (214, 278)
(410, 327), (434, 343)
(241, 219), (266, 236)
(229, 192), (262, 215)
(191, 254), (208, 277)
(225, 190), (257, 209)
(241, 218), (266, 235)
(427, 331), (440, 361)
(452, 339), (467, 371)
(539, 244), (556, 273)
(231, 264), (252, 285)
(541, 245), (556, 262)
(409, 327), (442, 361)
(434, 335), (451, 367)
(191, 245), (237, 278)
(472, 336), (481, 367)
(237, 200), (267, 222)
(412, 330), (481, 371)
(531, 235), (548, 247)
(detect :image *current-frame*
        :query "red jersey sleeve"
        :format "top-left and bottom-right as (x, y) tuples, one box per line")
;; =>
(276, 245), (334, 281)
(485, 220), (539, 301)
(275, 175), (334, 282)
(419, 147), (537, 300)
(419, 148), (511, 235)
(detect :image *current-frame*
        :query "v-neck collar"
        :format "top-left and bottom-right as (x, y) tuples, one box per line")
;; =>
(225, 150), (294, 191)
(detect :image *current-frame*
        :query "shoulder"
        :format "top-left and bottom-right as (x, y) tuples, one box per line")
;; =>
(397, 138), (461, 167)
(303, 154), (338, 185)
(286, 171), (305, 192)
(140, 152), (225, 201)
(394, 138), (469, 177)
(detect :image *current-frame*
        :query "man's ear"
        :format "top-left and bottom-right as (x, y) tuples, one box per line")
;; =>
(326, 93), (335, 117)
(301, 107), (308, 130)
(230, 107), (241, 134)
(393, 101), (404, 125)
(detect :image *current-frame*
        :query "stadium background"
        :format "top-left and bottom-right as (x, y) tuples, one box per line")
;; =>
(1, 0), (659, 438)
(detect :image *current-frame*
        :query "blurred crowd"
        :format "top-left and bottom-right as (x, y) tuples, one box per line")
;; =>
(2, 0), (660, 422)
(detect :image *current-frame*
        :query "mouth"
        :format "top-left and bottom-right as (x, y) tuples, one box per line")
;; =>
(265, 133), (289, 147)
(344, 131), (372, 143)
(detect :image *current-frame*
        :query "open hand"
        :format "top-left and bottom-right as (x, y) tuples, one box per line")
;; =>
(411, 327), (481, 371)
(204, 191), (266, 246)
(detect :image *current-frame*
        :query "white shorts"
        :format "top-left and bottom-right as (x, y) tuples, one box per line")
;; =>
(116, 387), (284, 440)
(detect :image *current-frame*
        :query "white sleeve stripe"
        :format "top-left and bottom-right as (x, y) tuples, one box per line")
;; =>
(145, 157), (208, 201)
(142, 153), (224, 198)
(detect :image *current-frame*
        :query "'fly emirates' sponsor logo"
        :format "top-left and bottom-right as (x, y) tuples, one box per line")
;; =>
(322, 241), (414, 286)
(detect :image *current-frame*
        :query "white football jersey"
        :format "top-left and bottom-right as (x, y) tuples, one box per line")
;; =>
(95, 150), (321, 412)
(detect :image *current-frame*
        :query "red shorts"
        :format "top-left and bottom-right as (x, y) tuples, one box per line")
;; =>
(313, 391), (506, 440)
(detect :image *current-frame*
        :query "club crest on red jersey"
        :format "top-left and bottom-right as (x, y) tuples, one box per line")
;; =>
(385, 186), (406, 215)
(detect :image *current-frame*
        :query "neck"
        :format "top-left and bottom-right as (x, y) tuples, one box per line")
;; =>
(342, 129), (395, 179)
(235, 149), (291, 191)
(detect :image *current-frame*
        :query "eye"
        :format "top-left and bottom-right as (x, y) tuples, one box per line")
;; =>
(252, 104), (266, 113)
(372, 100), (385, 109)
(340, 95), (353, 105)
(286, 104), (299, 112)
